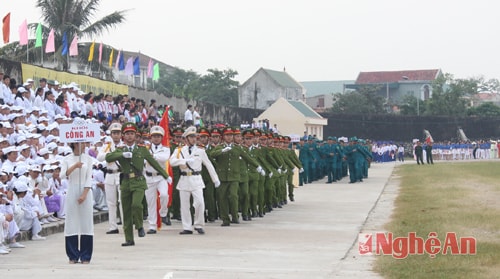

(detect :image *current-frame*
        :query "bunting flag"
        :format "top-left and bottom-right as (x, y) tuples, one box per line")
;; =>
(2, 13), (11, 44)
(18, 19), (28, 45)
(147, 58), (154, 78)
(108, 48), (114, 67)
(153, 63), (160, 81)
(118, 51), (125, 70)
(45, 29), (55, 53)
(133, 56), (140, 75)
(69, 34), (78, 56)
(88, 41), (95, 61)
(115, 50), (120, 69)
(61, 32), (68, 55)
(124, 57), (134, 75)
(35, 23), (42, 47)
(157, 107), (173, 230)
(98, 42), (103, 63)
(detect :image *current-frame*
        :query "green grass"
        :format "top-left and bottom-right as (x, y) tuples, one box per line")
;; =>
(374, 161), (500, 279)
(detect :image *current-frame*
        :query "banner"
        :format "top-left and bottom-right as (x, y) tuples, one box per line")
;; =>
(21, 63), (128, 96)
(59, 120), (101, 143)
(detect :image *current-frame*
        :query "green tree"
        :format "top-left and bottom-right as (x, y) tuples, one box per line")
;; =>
(426, 73), (469, 116)
(155, 68), (201, 98)
(0, 0), (126, 71)
(197, 68), (239, 106)
(330, 85), (386, 114)
(399, 94), (427, 116)
(35, 0), (127, 70)
(467, 102), (500, 116)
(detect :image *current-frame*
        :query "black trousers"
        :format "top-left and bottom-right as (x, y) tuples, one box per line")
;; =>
(66, 235), (93, 262)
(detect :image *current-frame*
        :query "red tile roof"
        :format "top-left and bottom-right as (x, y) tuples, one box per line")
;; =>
(355, 69), (440, 84)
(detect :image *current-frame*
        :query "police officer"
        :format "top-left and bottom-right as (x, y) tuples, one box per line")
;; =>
(170, 127), (220, 234)
(96, 122), (123, 234)
(105, 122), (171, 247)
(144, 125), (172, 234)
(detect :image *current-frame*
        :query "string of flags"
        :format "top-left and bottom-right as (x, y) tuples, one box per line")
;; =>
(2, 12), (160, 80)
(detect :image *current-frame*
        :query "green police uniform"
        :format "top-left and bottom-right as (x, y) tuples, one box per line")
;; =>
(106, 123), (169, 246)
(211, 127), (259, 225)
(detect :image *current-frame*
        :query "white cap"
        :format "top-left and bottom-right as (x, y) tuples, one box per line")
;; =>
(13, 180), (28, 192)
(30, 165), (42, 172)
(38, 147), (49, 156)
(2, 146), (17, 154)
(17, 87), (27, 93)
(26, 78), (34, 83)
(47, 142), (58, 151)
(150, 126), (165, 136)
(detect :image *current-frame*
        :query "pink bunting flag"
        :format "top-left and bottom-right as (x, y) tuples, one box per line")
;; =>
(18, 19), (28, 46)
(45, 29), (55, 53)
(69, 35), (78, 56)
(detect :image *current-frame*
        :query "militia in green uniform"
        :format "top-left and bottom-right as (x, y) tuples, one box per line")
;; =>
(105, 122), (170, 247)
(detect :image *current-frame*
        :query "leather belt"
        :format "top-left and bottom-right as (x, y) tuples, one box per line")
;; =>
(180, 171), (201, 176)
(106, 169), (119, 174)
(145, 171), (160, 177)
(120, 173), (142, 179)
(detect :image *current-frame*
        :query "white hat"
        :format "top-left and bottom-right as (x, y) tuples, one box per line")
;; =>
(1, 164), (13, 174)
(17, 87), (27, 93)
(45, 135), (56, 143)
(2, 146), (17, 154)
(37, 124), (47, 131)
(30, 165), (42, 172)
(38, 147), (49, 156)
(0, 137), (7, 142)
(54, 114), (64, 120)
(17, 144), (31, 151)
(13, 180), (28, 192)
(38, 116), (49, 122)
(182, 126), (197, 138)
(14, 164), (29, 176)
(2, 122), (12, 129)
(108, 123), (122, 132)
(16, 135), (27, 144)
(150, 126), (165, 136)
(26, 78), (34, 83)
(47, 142), (58, 151)
(43, 164), (54, 172)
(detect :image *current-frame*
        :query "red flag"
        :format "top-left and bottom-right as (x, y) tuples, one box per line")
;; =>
(157, 107), (173, 229)
(2, 13), (11, 44)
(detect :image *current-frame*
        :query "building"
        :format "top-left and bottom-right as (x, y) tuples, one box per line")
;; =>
(301, 80), (355, 112)
(254, 97), (328, 140)
(345, 69), (442, 106)
(239, 68), (304, 110)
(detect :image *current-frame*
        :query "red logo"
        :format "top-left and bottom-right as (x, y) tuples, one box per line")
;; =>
(358, 232), (476, 259)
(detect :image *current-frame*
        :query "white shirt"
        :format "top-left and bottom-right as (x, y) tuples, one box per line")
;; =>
(184, 109), (193, 122)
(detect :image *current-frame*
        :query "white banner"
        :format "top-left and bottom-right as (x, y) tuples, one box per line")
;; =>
(59, 120), (101, 143)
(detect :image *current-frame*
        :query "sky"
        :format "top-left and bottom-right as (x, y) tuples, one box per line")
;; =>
(2, 0), (500, 83)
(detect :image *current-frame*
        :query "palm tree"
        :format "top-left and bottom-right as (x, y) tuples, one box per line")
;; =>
(32, 0), (127, 73)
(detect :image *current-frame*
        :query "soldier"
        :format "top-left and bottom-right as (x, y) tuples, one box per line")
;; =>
(198, 127), (217, 222)
(211, 127), (260, 226)
(252, 129), (273, 217)
(283, 136), (303, 201)
(144, 125), (172, 234)
(168, 127), (184, 223)
(105, 122), (170, 247)
(170, 127), (220, 234)
(96, 122), (123, 234)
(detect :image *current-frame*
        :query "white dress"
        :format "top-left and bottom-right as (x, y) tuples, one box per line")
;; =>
(61, 153), (94, 236)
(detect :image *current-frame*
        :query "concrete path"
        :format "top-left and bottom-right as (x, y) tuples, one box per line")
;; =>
(1, 162), (397, 279)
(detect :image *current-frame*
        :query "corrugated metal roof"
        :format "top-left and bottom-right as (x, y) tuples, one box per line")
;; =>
(288, 100), (321, 118)
(263, 68), (302, 88)
(356, 69), (440, 84)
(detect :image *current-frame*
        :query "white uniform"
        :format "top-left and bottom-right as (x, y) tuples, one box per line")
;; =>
(60, 153), (94, 237)
(144, 143), (170, 231)
(170, 145), (219, 232)
(96, 141), (123, 231)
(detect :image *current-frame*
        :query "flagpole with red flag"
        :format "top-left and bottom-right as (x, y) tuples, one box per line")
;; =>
(157, 106), (173, 229)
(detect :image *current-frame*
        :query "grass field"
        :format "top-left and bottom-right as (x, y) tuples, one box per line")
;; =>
(374, 161), (500, 279)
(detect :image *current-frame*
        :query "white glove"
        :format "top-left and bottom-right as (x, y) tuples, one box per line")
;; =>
(260, 169), (266, 176)
(269, 172), (273, 178)
(283, 169), (288, 174)
(166, 176), (173, 184)
(122, 152), (133, 158)
(299, 167), (304, 173)
(214, 180), (221, 188)
(222, 146), (232, 153)
(277, 168), (282, 174)
(256, 166), (263, 173)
